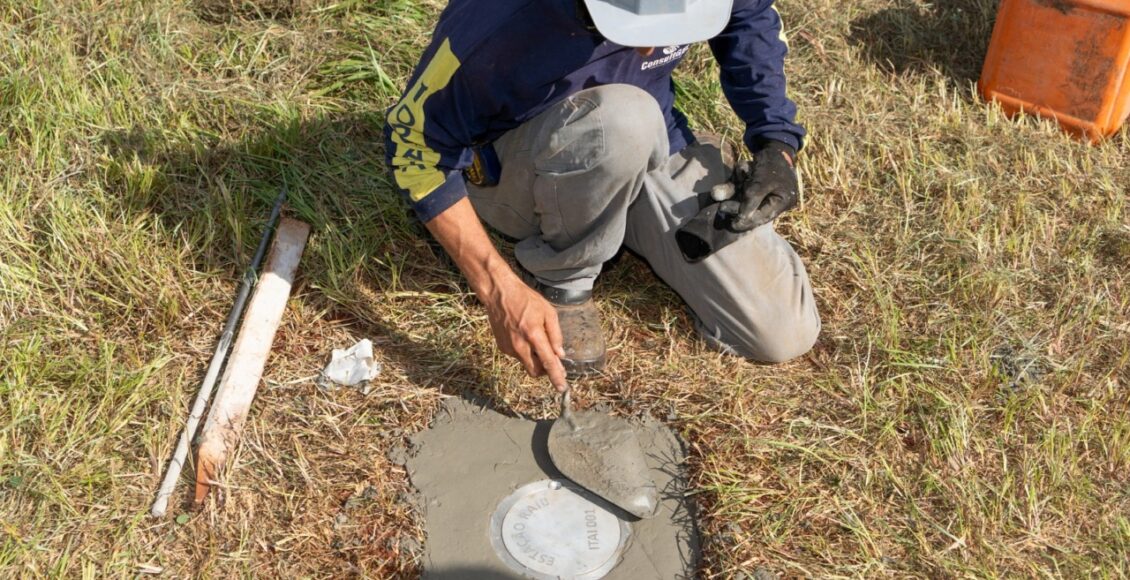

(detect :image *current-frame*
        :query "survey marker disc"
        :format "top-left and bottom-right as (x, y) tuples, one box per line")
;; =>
(489, 479), (630, 579)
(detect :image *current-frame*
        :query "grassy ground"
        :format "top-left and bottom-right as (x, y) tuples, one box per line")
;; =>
(1, 0), (1127, 577)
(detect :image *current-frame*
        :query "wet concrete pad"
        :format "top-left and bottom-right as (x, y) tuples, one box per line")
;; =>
(398, 398), (698, 579)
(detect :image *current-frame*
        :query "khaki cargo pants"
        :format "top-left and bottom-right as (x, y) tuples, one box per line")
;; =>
(467, 84), (820, 362)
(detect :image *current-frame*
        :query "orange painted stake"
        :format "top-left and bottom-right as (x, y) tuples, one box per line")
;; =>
(979, 0), (1130, 142)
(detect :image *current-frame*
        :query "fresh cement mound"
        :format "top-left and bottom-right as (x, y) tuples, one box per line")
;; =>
(393, 398), (699, 579)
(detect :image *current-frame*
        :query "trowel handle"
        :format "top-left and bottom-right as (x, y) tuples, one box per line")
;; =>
(559, 383), (574, 422)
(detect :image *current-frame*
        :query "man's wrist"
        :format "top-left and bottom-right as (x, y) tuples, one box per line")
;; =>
(751, 134), (800, 157)
(424, 197), (521, 307)
(468, 255), (520, 303)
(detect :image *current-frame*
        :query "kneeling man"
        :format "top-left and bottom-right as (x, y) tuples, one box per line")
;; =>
(384, 0), (821, 390)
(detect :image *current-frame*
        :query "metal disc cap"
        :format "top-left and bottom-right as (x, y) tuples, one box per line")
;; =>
(489, 479), (630, 579)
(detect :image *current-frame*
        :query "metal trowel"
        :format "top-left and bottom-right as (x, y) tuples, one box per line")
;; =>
(547, 385), (659, 519)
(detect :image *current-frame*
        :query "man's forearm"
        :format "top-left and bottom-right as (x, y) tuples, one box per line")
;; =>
(424, 197), (519, 300)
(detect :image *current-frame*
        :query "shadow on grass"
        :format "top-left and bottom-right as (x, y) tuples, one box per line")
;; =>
(96, 107), (698, 418)
(848, 0), (1000, 85)
(97, 112), (515, 409)
(192, 0), (298, 23)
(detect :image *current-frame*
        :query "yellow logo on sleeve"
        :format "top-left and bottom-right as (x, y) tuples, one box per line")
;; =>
(387, 39), (462, 202)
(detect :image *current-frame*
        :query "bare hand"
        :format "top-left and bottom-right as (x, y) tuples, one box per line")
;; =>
(484, 276), (568, 392)
(421, 198), (568, 393)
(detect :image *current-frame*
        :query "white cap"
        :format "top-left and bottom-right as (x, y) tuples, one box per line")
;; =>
(582, 0), (734, 47)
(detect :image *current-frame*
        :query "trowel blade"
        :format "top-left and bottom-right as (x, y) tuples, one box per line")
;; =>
(548, 410), (659, 519)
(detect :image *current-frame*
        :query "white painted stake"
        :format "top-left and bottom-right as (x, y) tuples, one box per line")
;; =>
(193, 217), (310, 506)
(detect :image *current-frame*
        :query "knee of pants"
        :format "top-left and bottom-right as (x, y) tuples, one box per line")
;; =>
(537, 84), (668, 178)
(703, 300), (822, 364)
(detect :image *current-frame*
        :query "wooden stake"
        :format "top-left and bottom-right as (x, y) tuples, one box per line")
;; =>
(193, 217), (310, 507)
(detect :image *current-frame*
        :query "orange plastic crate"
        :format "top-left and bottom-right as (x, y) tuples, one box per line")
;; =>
(979, 0), (1130, 141)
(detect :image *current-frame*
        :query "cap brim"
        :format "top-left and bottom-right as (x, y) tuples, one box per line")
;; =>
(584, 0), (733, 47)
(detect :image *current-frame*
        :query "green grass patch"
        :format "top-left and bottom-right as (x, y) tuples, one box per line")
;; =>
(1, 0), (1127, 576)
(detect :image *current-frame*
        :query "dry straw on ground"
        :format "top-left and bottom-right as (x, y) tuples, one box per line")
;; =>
(1, 0), (1127, 577)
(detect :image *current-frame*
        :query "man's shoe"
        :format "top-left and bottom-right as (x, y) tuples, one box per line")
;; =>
(522, 276), (606, 378)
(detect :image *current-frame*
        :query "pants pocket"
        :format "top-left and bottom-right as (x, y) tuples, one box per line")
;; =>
(532, 97), (603, 174)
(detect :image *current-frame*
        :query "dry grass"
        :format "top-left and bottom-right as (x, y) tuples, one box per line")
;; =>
(1, 0), (1127, 577)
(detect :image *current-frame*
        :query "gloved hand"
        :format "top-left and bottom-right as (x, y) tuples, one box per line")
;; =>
(675, 140), (800, 262)
(728, 140), (799, 232)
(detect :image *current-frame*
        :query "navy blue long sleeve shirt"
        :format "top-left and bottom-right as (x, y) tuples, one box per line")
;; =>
(384, 0), (805, 222)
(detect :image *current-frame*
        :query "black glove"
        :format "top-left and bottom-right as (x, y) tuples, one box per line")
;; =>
(675, 140), (799, 262)
(675, 198), (742, 262)
(730, 140), (799, 232)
